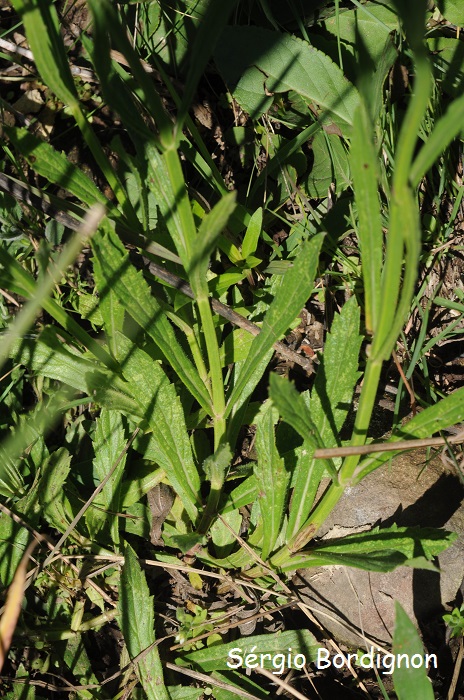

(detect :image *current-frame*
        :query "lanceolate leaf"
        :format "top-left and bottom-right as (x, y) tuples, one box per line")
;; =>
(269, 373), (338, 479)
(116, 335), (201, 523)
(5, 127), (107, 209)
(91, 223), (210, 412)
(226, 233), (324, 415)
(350, 103), (383, 334)
(280, 525), (457, 573)
(119, 544), (169, 700)
(215, 26), (359, 128)
(254, 401), (289, 560)
(86, 410), (127, 546)
(393, 604), (435, 700)
(310, 296), (362, 445)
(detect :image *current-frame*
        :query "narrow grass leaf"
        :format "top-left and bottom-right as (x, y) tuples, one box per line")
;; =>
(226, 233), (324, 414)
(91, 223), (210, 412)
(177, 0), (239, 131)
(254, 401), (289, 560)
(119, 544), (169, 700)
(392, 603), (435, 700)
(350, 104), (383, 333)
(10, 0), (79, 109)
(410, 91), (464, 187)
(116, 336), (201, 523)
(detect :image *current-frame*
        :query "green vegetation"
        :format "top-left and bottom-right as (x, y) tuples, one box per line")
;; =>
(0, 0), (463, 697)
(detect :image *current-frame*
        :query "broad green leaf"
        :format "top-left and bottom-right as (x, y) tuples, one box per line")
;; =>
(426, 36), (464, 97)
(282, 525), (457, 573)
(0, 488), (38, 586)
(10, 328), (139, 417)
(210, 509), (242, 558)
(439, 0), (464, 26)
(116, 335), (201, 523)
(5, 127), (107, 208)
(324, 3), (399, 65)
(86, 410), (127, 546)
(393, 603), (435, 700)
(305, 131), (350, 198)
(269, 373), (337, 479)
(119, 544), (169, 700)
(350, 102), (383, 333)
(92, 249), (125, 359)
(91, 223), (210, 412)
(221, 474), (258, 513)
(215, 26), (359, 128)
(354, 385), (464, 481)
(286, 444), (325, 542)
(181, 629), (319, 672)
(226, 233), (324, 415)
(241, 207), (262, 260)
(254, 401), (289, 560)
(38, 447), (73, 535)
(310, 296), (362, 444)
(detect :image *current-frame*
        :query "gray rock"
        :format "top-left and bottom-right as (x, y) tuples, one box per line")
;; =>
(295, 449), (464, 646)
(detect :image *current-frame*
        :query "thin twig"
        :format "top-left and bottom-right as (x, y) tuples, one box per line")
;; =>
(314, 432), (464, 459)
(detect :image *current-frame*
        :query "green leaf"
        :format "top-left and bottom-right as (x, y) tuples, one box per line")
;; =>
(116, 335), (201, 523)
(241, 207), (263, 260)
(10, 0), (79, 109)
(254, 401), (289, 560)
(282, 525), (457, 573)
(310, 296), (362, 445)
(91, 222), (210, 412)
(119, 544), (169, 700)
(86, 410), (127, 546)
(324, 3), (399, 65)
(269, 373), (337, 479)
(226, 233), (324, 415)
(350, 102), (383, 333)
(438, 0), (464, 26)
(392, 603), (435, 700)
(38, 447), (73, 534)
(5, 127), (107, 208)
(180, 628), (319, 672)
(410, 90), (464, 187)
(10, 328), (139, 416)
(305, 131), (350, 198)
(210, 509), (242, 559)
(215, 26), (359, 128)
(354, 385), (464, 481)
(286, 444), (325, 542)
